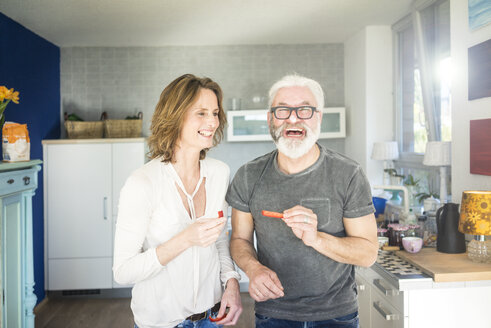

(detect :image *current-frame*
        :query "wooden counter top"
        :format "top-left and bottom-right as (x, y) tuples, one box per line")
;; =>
(395, 248), (491, 282)
(42, 138), (146, 144)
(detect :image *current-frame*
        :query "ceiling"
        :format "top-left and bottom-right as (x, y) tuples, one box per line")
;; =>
(0, 0), (413, 47)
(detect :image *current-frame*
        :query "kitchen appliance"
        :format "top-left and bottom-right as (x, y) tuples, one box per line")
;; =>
(436, 203), (466, 254)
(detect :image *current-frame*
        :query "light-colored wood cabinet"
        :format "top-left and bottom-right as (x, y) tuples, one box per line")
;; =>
(43, 139), (145, 291)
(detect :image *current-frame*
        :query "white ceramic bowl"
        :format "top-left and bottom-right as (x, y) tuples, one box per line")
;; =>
(402, 237), (423, 253)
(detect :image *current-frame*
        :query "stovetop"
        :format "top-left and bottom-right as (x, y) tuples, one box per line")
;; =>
(371, 250), (432, 289)
(376, 250), (427, 278)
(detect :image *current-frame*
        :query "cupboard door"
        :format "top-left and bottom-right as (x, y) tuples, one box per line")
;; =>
(111, 142), (145, 288)
(47, 144), (112, 259)
(48, 258), (112, 290)
(111, 142), (145, 216)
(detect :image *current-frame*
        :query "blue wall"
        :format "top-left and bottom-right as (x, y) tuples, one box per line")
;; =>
(0, 12), (60, 304)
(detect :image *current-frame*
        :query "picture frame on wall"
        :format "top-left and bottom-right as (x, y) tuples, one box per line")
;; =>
(470, 118), (491, 176)
(468, 38), (491, 100)
(469, 0), (491, 31)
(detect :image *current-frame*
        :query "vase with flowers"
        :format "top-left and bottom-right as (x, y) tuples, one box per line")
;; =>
(0, 86), (20, 130)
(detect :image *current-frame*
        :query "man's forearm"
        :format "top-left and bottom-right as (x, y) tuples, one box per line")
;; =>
(230, 237), (261, 276)
(311, 232), (378, 267)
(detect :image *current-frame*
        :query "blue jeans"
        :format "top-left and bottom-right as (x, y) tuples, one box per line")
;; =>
(134, 309), (222, 328)
(255, 312), (359, 328)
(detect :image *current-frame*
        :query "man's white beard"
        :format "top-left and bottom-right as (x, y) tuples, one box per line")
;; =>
(270, 121), (320, 159)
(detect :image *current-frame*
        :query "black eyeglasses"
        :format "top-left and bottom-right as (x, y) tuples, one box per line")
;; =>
(270, 106), (317, 120)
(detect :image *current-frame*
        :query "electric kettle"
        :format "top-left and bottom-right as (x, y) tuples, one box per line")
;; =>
(436, 203), (466, 254)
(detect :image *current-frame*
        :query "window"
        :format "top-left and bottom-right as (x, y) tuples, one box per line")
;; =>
(393, 0), (451, 201)
(394, 0), (451, 155)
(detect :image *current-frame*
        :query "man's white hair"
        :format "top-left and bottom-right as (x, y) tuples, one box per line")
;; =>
(268, 74), (325, 110)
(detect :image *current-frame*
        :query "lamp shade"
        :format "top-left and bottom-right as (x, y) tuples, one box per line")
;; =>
(371, 141), (399, 160)
(459, 191), (491, 236)
(423, 141), (451, 166)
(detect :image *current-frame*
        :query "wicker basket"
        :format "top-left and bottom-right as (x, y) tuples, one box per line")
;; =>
(104, 119), (142, 138)
(64, 121), (104, 139)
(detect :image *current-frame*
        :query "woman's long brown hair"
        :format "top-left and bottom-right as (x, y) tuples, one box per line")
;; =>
(148, 74), (226, 162)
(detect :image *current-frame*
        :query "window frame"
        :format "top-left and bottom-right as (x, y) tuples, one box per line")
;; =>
(393, 0), (450, 165)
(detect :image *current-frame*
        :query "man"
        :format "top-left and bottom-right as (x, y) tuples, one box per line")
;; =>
(226, 74), (378, 328)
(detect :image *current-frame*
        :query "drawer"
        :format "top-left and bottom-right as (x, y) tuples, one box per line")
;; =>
(371, 276), (404, 312)
(48, 258), (113, 290)
(359, 266), (405, 313)
(0, 167), (38, 195)
(371, 287), (404, 328)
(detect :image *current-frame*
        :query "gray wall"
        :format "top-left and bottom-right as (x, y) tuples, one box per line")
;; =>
(61, 44), (344, 176)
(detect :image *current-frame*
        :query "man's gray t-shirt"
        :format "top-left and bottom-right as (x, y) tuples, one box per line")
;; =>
(226, 144), (375, 321)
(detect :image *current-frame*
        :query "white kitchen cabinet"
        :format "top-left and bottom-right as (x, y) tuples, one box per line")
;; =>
(356, 263), (491, 328)
(43, 138), (146, 291)
(227, 107), (346, 141)
(356, 267), (407, 328)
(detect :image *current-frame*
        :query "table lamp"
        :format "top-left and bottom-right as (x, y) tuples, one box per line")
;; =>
(371, 141), (399, 185)
(459, 190), (491, 263)
(423, 141), (451, 204)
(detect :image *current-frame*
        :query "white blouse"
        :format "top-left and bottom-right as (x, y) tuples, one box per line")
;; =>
(113, 157), (240, 328)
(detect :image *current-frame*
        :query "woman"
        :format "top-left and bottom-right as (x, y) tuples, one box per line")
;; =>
(113, 74), (242, 328)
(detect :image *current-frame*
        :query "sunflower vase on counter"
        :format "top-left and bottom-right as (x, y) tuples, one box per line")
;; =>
(0, 86), (30, 162)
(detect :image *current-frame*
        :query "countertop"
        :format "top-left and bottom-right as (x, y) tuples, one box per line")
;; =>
(42, 138), (146, 144)
(0, 160), (42, 172)
(395, 247), (491, 282)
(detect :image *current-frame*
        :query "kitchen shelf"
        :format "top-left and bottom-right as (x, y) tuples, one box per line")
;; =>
(226, 107), (346, 142)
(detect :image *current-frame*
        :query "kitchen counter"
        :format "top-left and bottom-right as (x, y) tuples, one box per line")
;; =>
(395, 247), (491, 282)
(42, 137), (146, 144)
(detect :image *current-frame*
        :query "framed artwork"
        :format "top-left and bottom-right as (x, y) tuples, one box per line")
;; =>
(469, 0), (491, 31)
(468, 39), (491, 100)
(226, 107), (346, 142)
(470, 118), (491, 176)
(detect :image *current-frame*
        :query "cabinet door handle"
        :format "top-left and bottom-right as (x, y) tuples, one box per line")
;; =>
(373, 278), (399, 296)
(103, 197), (108, 220)
(373, 301), (400, 321)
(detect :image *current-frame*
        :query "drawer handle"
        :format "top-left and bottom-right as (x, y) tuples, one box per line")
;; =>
(357, 284), (366, 291)
(7, 179), (14, 184)
(23, 176), (31, 185)
(373, 278), (399, 296)
(373, 301), (400, 321)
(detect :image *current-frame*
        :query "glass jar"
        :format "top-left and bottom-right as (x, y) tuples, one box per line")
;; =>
(388, 223), (409, 248)
(377, 228), (388, 237)
(406, 224), (420, 237)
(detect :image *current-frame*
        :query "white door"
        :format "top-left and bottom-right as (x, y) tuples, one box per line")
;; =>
(111, 142), (145, 288)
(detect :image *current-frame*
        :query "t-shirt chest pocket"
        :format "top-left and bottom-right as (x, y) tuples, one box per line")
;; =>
(300, 198), (335, 233)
